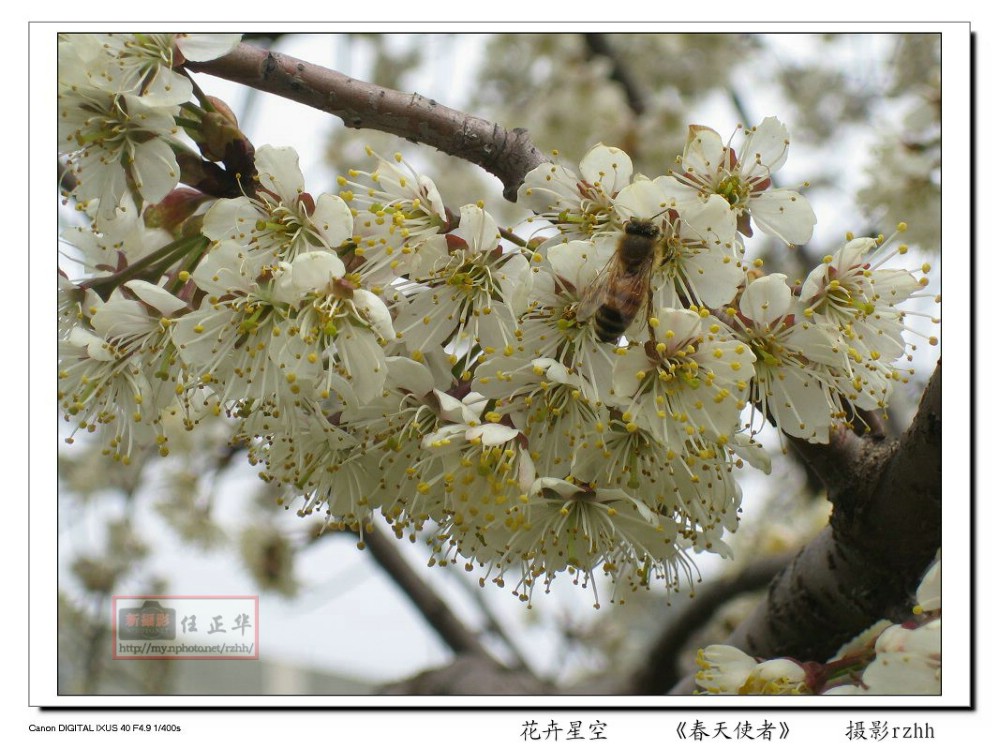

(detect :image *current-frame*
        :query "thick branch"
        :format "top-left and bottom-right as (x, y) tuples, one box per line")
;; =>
(187, 43), (548, 201)
(669, 361), (942, 694)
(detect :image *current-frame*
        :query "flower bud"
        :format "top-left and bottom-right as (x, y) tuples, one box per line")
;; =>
(143, 187), (210, 235)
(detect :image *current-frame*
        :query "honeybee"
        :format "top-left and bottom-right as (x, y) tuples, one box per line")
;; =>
(577, 216), (664, 342)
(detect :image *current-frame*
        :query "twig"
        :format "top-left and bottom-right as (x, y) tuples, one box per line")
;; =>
(582, 34), (647, 116)
(187, 43), (549, 202)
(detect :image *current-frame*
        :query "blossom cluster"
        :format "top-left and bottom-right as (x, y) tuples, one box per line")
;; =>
(694, 553), (942, 695)
(57, 34), (935, 606)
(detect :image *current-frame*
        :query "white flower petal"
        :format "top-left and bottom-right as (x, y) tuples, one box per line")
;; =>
(729, 433), (772, 474)
(874, 268), (924, 302)
(337, 324), (386, 404)
(454, 204), (500, 253)
(579, 144), (633, 196)
(532, 357), (570, 384)
(291, 250), (346, 292)
(654, 175), (707, 214)
(613, 180), (673, 222)
(680, 248), (745, 308)
(610, 347), (651, 402)
(124, 280), (187, 316)
(385, 356), (435, 396)
(67, 325), (115, 361)
(312, 193), (354, 248)
(171, 306), (229, 365)
(192, 241), (253, 296)
(740, 274), (793, 325)
(467, 423), (520, 446)
(91, 298), (149, 341)
(695, 644), (757, 693)
(750, 189), (816, 245)
(863, 654), (940, 695)
(175, 34), (242, 62)
(202, 196), (258, 243)
(255, 145), (305, 204)
(740, 116), (790, 177)
(405, 233), (449, 279)
(682, 125), (726, 175)
(654, 308), (703, 343)
(784, 323), (846, 369)
(353, 288), (395, 341)
(684, 194), (739, 241)
(517, 162), (584, 213)
(131, 137), (180, 205)
(916, 558), (941, 612)
(269, 323), (321, 388)
(771, 367), (834, 442)
(434, 389), (471, 423)
(499, 253), (533, 314)
(751, 658), (806, 684)
(876, 620), (941, 656)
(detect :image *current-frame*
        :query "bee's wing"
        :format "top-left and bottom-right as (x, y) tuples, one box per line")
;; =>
(617, 255), (657, 317)
(577, 253), (658, 324)
(575, 256), (617, 322)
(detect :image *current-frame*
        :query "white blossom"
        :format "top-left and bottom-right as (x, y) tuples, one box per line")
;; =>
(338, 150), (449, 281)
(733, 274), (849, 443)
(662, 117), (816, 245)
(800, 230), (929, 412)
(392, 205), (530, 368)
(517, 143), (635, 246)
(202, 145), (353, 265)
(608, 308), (754, 447)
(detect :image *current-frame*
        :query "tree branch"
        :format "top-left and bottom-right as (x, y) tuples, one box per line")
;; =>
(364, 525), (553, 695)
(445, 565), (536, 674)
(187, 43), (549, 201)
(358, 524), (492, 661)
(669, 361), (942, 695)
(582, 34), (648, 116)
